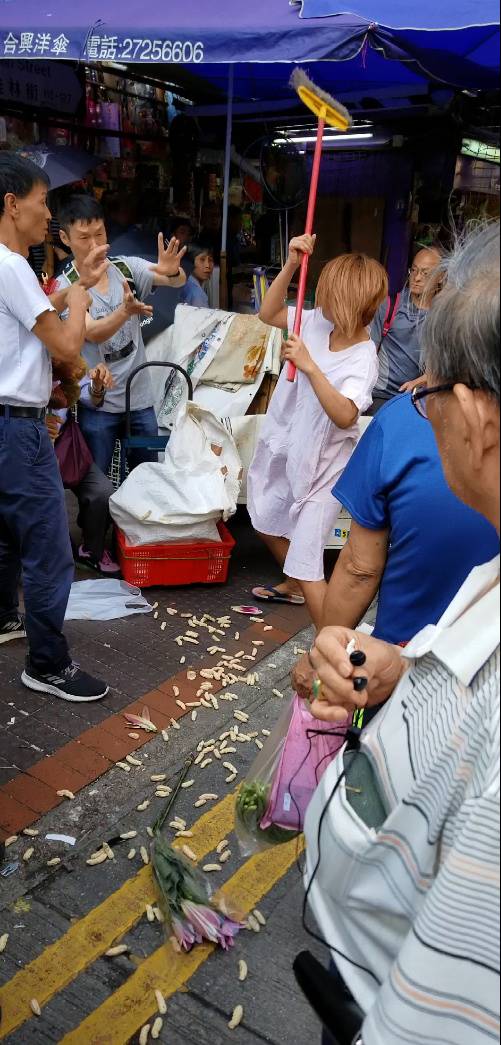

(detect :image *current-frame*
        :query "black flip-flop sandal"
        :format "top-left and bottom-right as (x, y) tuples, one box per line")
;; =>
(252, 585), (305, 606)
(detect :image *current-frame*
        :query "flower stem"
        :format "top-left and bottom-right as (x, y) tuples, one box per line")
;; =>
(153, 755), (195, 836)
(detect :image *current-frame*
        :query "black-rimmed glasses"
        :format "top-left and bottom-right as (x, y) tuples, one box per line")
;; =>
(411, 383), (455, 419)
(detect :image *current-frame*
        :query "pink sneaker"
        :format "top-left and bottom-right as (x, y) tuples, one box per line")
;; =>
(75, 546), (120, 575)
(98, 550), (121, 575)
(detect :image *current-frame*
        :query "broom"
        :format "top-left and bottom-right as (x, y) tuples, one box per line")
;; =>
(287, 70), (352, 382)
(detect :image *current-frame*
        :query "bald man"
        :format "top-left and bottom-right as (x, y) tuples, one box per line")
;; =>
(368, 246), (444, 415)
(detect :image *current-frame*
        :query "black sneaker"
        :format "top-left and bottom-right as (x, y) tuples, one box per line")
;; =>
(0, 614), (26, 645)
(21, 661), (109, 703)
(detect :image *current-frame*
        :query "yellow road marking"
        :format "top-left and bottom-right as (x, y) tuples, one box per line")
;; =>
(0, 793), (236, 1039)
(61, 839), (301, 1045)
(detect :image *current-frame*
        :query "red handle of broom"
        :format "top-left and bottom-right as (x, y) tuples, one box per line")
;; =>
(287, 115), (326, 382)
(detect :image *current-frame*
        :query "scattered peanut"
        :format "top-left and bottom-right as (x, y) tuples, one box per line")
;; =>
(155, 989), (167, 1015)
(116, 761), (131, 772)
(253, 909), (267, 926)
(105, 944), (128, 957)
(30, 999), (42, 1017)
(219, 850), (231, 864)
(150, 774), (167, 783)
(203, 864), (222, 873)
(23, 828), (39, 837)
(146, 903), (155, 923)
(126, 754), (142, 767)
(86, 851), (108, 866)
(247, 914), (261, 933)
(57, 789), (75, 800)
(140, 847), (150, 865)
(238, 959), (248, 982)
(139, 1023), (151, 1045)
(182, 845), (198, 862)
(0, 933), (9, 953)
(4, 836), (18, 847)
(151, 1016), (163, 1039)
(234, 710), (249, 723)
(120, 831), (137, 840)
(228, 1004), (244, 1030)
(46, 858), (61, 868)
(127, 849), (136, 860)
(181, 780), (194, 789)
(23, 847), (34, 862)
(137, 800), (150, 812)
(216, 839), (229, 854)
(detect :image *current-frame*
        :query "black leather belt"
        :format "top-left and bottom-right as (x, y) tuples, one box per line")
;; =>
(0, 404), (46, 419)
(104, 341), (135, 364)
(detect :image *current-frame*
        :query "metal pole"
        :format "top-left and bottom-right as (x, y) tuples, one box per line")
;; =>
(219, 65), (234, 310)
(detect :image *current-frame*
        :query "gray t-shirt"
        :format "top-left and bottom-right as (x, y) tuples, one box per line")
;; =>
(56, 256), (155, 413)
(371, 288), (427, 401)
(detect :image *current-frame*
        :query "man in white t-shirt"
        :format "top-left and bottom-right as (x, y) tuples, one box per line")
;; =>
(0, 154), (110, 703)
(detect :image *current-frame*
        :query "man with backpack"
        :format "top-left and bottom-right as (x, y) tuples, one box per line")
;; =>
(56, 195), (186, 476)
(367, 245), (444, 414)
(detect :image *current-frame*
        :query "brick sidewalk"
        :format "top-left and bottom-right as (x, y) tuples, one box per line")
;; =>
(0, 512), (312, 840)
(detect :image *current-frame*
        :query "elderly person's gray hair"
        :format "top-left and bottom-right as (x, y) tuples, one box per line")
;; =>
(422, 222), (500, 401)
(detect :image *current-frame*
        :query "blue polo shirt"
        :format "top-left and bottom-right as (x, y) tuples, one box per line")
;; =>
(333, 394), (499, 644)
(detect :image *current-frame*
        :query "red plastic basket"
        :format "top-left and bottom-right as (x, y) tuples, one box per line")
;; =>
(116, 522), (236, 588)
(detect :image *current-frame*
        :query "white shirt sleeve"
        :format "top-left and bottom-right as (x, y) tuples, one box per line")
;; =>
(0, 254), (54, 331)
(338, 345), (379, 414)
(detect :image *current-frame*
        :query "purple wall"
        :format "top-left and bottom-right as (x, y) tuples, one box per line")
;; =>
(313, 148), (414, 293)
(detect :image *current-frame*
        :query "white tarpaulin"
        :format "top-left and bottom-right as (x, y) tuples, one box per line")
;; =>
(109, 402), (242, 546)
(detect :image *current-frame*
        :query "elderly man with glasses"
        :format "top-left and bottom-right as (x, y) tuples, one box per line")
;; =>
(367, 245), (444, 415)
(301, 223), (500, 1045)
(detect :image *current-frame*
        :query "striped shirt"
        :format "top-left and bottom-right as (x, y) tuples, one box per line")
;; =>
(305, 555), (500, 1044)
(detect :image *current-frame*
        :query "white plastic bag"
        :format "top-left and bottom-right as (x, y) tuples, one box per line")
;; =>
(109, 403), (242, 546)
(65, 580), (153, 621)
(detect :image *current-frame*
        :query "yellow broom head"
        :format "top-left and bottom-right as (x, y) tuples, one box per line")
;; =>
(290, 68), (352, 131)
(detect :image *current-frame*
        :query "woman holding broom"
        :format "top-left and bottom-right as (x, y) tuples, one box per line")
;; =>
(248, 235), (387, 628)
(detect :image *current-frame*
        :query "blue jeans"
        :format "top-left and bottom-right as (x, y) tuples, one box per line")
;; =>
(77, 404), (159, 476)
(0, 413), (73, 672)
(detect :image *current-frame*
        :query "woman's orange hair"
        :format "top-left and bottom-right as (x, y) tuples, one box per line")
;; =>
(316, 253), (388, 339)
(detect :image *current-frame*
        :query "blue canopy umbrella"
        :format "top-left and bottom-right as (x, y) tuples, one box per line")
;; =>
(2, 0), (497, 297)
(0, 0), (498, 90)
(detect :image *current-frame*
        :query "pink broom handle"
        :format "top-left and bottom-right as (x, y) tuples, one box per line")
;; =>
(287, 115), (325, 382)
